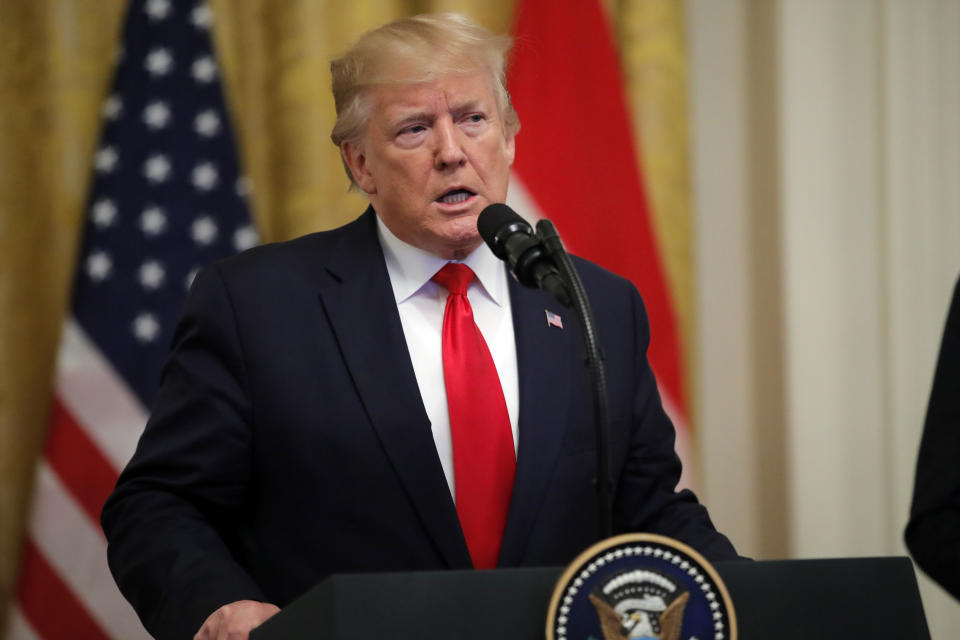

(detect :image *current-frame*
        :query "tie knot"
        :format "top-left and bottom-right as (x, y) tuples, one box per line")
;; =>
(432, 263), (475, 296)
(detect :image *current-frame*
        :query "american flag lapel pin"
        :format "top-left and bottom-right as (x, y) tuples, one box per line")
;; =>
(545, 309), (563, 329)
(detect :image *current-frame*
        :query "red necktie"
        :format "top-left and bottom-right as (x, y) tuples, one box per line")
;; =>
(432, 263), (515, 569)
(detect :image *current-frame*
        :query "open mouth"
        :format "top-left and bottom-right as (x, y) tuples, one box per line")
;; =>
(437, 188), (475, 205)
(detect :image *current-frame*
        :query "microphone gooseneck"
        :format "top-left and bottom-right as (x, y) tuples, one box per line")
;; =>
(477, 204), (613, 540)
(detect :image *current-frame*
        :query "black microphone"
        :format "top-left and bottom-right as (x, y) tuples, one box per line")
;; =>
(477, 204), (571, 306)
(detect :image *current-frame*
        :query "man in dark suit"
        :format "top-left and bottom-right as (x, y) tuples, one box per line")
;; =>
(102, 13), (737, 640)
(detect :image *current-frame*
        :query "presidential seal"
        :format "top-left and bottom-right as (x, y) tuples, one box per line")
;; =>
(546, 533), (736, 640)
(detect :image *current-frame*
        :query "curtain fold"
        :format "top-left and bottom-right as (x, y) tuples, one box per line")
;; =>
(616, 0), (695, 424)
(0, 1), (127, 626)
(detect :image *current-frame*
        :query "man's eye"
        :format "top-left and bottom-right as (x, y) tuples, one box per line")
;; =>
(463, 114), (485, 124)
(400, 124), (426, 135)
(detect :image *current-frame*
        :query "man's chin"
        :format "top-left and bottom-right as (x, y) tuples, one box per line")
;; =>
(432, 230), (484, 261)
(439, 239), (483, 261)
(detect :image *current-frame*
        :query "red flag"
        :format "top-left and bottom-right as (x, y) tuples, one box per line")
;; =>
(506, 0), (692, 479)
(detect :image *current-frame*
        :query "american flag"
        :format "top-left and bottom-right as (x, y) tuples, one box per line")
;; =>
(8, 0), (256, 637)
(545, 309), (564, 329)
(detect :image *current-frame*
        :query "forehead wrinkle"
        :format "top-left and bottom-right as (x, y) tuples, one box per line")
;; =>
(377, 91), (444, 127)
(377, 79), (491, 116)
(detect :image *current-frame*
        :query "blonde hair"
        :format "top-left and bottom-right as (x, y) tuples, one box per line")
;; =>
(330, 13), (520, 185)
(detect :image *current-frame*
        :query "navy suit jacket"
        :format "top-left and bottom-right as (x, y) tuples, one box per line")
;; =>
(102, 209), (737, 639)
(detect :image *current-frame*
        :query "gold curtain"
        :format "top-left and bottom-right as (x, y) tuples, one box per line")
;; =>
(0, 0), (691, 627)
(0, 0), (129, 625)
(616, 0), (695, 418)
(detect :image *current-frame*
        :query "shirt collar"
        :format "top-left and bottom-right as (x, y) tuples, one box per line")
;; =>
(376, 215), (507, 306)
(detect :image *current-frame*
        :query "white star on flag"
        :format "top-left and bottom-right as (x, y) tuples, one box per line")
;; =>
(190, 4), (213, 29)
(140, 205), (168, 235)
(91, 199), (118, 228)
(86, 250), (113, 281)
(143, 100), (172, 130)
(191, 215), (218, 245)
(144, 47), (174, 77)
(132, 312), (160, 343)
(138, 261), (166, 290)
(143, 154), (172, 183)
(191, 56), (217, 83)
(102, 95), (123, 121)
(94, 146), (119, 173)
(191, 162), (219, 191)
(144, 0), (172, 21)
(194, 109), (221, 137)
(235, 176), (251, 197)
(233, 225), (259, 251)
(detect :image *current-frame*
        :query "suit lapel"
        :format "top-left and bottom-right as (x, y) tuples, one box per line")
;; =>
(315, 210), (472, 569)
(498, 277), (576, 566)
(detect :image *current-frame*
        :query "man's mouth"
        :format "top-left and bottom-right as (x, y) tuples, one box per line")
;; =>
(437, 189), (475, 205)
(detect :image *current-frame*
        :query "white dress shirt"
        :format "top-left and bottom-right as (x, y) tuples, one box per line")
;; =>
(376, 217), (519, 501)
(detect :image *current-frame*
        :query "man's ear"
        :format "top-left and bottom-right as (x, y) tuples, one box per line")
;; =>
(341, 141), (376, 194)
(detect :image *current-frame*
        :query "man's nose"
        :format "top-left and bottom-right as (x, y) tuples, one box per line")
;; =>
(434, 119), (466, 170)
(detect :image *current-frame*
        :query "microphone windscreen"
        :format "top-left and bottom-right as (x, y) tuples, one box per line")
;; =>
(478, 204), (531, 257)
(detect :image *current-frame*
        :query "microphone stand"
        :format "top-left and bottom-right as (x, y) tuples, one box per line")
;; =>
(537, 220), (613, 540)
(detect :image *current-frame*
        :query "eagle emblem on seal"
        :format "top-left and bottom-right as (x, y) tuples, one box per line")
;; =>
(588, 568), (690, 640)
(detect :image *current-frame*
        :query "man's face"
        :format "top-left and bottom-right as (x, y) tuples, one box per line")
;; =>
(342, 72), (516, 260)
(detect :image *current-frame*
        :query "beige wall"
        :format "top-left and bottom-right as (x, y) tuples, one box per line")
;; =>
(688, 0), (960, 637)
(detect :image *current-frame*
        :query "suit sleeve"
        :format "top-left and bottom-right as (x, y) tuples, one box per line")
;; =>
(611, 282), (741, 562)
(101, 265), (267, 640)
(905, 275), (960, 601)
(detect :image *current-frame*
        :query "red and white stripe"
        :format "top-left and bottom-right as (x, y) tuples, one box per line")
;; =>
(10, 320), (150, 639)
